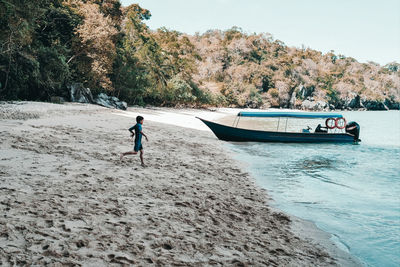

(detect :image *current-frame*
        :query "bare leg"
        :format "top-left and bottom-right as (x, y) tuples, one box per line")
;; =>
(140, 150), (145, 166)
(120, 151), (137, 160)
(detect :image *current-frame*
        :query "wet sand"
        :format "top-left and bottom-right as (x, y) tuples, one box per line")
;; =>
(0, 102), (359, 266)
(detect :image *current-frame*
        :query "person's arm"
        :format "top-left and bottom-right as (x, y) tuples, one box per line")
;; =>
(141, 131), (148, 141)
(128, 126), (135, 137)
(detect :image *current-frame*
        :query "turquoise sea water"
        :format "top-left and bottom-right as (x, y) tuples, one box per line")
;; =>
(228, 111), (400, 267)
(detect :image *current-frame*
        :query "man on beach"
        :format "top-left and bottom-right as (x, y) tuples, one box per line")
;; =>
(120, 116), (148, 166)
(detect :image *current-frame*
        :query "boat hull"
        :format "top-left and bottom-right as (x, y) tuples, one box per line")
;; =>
(198, 118), (356, 143)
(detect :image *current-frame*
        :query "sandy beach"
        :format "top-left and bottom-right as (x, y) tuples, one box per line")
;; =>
(0, 102), (359, 266)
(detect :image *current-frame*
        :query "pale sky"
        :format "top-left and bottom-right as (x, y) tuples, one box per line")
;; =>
(120, 0), (400, 65)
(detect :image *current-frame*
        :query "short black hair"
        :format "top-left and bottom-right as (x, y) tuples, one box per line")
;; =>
(136, 116), (144, 123)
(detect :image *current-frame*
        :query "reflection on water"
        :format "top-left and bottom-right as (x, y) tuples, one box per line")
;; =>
(227, 111), (400, 267)
(296, 157), (338, 170)
(290, 157), (352, 188)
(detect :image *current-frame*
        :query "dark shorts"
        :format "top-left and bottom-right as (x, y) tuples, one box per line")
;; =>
(134, 142), (143, 152)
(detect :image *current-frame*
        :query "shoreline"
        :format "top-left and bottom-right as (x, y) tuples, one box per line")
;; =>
(223, 144), (362, 267)
(116, 105), (362, 266)
(0, 102), (360, 265)
(224, 146), (362, 267)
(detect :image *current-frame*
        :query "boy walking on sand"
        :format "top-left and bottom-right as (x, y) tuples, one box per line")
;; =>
(120, 116), (148, 166)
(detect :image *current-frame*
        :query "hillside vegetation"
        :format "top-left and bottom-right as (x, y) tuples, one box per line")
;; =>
(1, 0), (399, 110)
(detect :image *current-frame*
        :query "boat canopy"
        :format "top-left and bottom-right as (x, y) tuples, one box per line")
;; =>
(237, 111), (343, 119)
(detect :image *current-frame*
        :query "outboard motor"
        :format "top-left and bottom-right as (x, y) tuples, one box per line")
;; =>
(345, 121), (360, 142)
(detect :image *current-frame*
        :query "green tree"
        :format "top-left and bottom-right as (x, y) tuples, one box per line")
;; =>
(0, 0), (75, 100)
(0, 0), (44, 98)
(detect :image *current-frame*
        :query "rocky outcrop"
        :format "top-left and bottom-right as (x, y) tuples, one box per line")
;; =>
(68, 83), (94, 104)
(343, 94), (362, 109)
(294, 93), (399, 111)
(68, 83), (127, 110)
(297, 85), (315, 100)
(361, 99), (389, 110)
(288, 82), (400, 111)
(289, 91), (296, 109)
(301, 99), (328, 111)
(94, 93), (127, 110)
(384, 99), (400, 110)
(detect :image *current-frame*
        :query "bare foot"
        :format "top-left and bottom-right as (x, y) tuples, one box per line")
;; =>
(141, 163), (147, 167)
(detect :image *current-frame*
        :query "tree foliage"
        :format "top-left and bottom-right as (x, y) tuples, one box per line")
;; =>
(0, 0), (80, 100)
(1, 1), (399, 109)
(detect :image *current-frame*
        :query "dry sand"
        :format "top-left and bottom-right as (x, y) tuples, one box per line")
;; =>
(0, 102), (359, 266)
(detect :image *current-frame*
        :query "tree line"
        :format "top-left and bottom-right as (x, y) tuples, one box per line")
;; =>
(1, 0), (399, 110)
